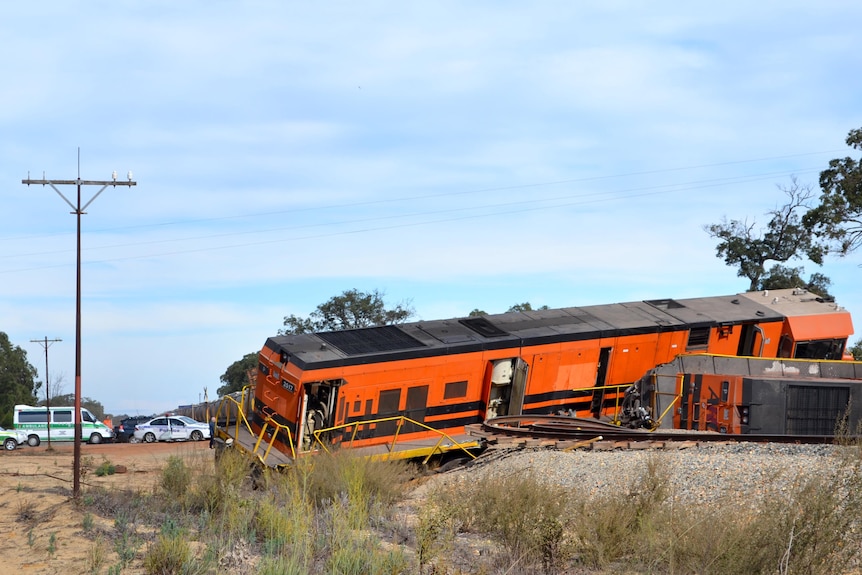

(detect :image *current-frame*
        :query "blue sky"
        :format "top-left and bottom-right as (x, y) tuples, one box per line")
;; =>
(1, 2), (861, 416)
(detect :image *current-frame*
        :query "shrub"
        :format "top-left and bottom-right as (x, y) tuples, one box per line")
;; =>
(160, 455), (191, 500)
(299, 450), (410, 511)
(425, 468), (575, 572)
(95, 459), (116, 476)
(142, 532), (192, 575)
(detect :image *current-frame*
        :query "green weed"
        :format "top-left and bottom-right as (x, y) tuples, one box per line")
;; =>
(113, 510), (141, 568)
(94, 459), (116, 476)
(47, 532), (56, 556)
(86, 535), (109, 574)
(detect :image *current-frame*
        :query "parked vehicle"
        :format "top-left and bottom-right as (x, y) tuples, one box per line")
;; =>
(133, 416), (210, 443)
(13, 405), (115, 446)
(0, 426), (28, 451)
(113, 416), (152, 443)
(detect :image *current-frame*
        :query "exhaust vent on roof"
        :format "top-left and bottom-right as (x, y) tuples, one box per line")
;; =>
(459, 317), (510, 338)
(646, 298), (685, 310)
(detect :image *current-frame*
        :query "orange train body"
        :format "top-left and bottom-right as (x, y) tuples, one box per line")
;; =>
(251, 289), (854, 455)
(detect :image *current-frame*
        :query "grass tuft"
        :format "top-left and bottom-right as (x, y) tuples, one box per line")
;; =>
(142, 531), (192, 575)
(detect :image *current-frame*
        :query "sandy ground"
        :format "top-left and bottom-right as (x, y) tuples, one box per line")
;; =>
(0, 440), (213, 574)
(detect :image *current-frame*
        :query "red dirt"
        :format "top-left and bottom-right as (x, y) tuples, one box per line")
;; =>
(0, 439), (215, 575)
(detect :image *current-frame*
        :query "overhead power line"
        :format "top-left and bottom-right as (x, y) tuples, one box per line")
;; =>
(0, 165), (824, 273)
(0, 148), (843, 245)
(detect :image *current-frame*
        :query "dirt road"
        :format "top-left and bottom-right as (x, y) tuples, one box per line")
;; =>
(8, 438), (212, 466)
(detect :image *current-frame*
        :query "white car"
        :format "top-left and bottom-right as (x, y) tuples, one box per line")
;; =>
(1, 426), (29, 450)
(133, 416), (211, 443)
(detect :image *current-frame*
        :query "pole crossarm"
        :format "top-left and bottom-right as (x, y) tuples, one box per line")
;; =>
(23, 179), (137, 186)
(23, 179), (137, 212)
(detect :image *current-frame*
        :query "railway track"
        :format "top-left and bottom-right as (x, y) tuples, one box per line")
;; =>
(470, 415), (840, 450)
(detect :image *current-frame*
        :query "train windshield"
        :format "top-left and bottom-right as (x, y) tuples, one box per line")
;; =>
(794, 338), (847, 360)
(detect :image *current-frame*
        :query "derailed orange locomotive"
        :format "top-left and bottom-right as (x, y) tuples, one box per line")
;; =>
(249, 288), (855, 457)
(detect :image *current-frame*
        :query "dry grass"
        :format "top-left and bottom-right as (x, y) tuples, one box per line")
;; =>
(26, 441), (858, 575)
(422, 451), (862, 575)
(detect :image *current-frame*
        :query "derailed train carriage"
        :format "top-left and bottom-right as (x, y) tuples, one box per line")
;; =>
(623, 348), (862, 435)
(246, 288), (858, 462)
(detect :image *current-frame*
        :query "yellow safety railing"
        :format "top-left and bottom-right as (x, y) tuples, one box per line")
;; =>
(311, 416), (480, 465)
(605, 374), (681, 431)
(215, 385), (297, 463)
(650, 374), (683, 428)
(576, 381), (632, 425)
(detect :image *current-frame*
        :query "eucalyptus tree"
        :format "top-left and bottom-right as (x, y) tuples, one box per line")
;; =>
(704, 178), (827, 292)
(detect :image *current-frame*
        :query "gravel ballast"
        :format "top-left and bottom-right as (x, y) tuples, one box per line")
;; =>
(434, 442), (845, 505)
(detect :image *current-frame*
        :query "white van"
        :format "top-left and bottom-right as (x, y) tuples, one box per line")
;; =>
(13, 404), (115, 446)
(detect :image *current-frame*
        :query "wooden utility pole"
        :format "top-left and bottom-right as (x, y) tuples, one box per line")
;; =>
(23, 152), (136, 498)
(30, 337), (62, 447)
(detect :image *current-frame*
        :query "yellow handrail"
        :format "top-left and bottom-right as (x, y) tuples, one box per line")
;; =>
(311, 416), (479, 464)
(655, 392), (681, 428)
(578, 381), (631, 425)
(215, 386), (297, 462)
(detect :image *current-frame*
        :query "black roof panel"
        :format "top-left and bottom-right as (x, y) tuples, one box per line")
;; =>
(316, 325), (425, 356)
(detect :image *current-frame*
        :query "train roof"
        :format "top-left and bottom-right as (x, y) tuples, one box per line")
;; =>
(265, 289), (842, 370)
(736, 288), (841, 316)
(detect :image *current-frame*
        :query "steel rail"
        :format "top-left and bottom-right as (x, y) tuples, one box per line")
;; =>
(482, 415), (845, 445)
